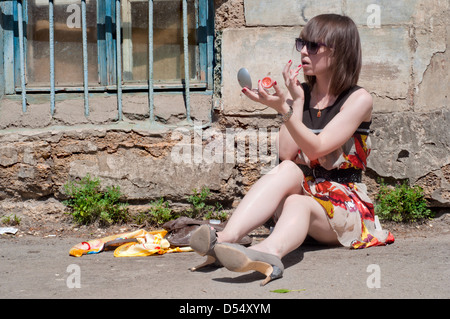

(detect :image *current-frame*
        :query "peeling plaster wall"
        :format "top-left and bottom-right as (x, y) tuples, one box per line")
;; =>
(0, 0), (448, 214)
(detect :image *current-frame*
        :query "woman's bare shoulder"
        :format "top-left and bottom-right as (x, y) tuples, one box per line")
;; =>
(341, 87), (373, 121)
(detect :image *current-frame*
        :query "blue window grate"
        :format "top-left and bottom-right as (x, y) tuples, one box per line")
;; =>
(1, 0), (214, 123)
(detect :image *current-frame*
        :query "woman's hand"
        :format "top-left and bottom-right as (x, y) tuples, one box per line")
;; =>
(241, 78), (288, 114)
(282, 61), (304, 101)
(241, 61), (305, 114)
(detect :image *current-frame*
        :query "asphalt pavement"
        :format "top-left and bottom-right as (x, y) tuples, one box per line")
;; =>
(1, 232), (449, 301)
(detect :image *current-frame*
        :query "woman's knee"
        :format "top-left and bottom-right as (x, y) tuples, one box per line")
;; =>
(282, 194), (312, 214)
(284, 193), (303, 204)
(276, 160), (303, 179)
(282, 195), (338, 243)
(282, 194), (325, 220)
(278, 159), (299, 170)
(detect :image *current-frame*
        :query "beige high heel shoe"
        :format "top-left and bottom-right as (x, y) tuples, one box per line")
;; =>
(189, 224), (220, 271)
(214, 243), (284, 286)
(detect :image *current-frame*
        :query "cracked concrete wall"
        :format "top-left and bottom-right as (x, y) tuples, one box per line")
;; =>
(0, 0), (448, 215)
(0, 125), (237, 203)
(218, 0), (449, 206)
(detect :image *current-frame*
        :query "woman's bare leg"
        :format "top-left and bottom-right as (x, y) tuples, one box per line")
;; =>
(250, 194), (340, 258)
(217, 160), (303, 243)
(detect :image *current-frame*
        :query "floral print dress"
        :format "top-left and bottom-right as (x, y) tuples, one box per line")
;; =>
(297, 85), (395, 249)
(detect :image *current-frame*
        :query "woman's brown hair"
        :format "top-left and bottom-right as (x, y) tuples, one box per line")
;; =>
(300, 14), (362, 96)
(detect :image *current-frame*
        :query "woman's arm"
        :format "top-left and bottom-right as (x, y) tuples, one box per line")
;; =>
(243, 68), (373, 161)
(278, 102), (302, 161)
(282, 88), (373, 160)
(253, 62), (306, 161)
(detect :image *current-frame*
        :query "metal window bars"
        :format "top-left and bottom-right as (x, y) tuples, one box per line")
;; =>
(17, 0), (27, 113)
(15, 0), (194, 123)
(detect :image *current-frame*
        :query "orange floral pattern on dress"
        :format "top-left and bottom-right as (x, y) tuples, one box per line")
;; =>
(301, 133), (394, 249)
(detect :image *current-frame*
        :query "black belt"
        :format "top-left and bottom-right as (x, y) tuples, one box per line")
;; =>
(299, 165), (362, 184)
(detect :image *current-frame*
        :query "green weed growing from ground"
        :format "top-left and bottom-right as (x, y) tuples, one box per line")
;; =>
(1, 214), (21, 226)
(64, 175), (228, 227)
(134, 198), (174, 226)
(63, 174), (129, 226)
(186, 187), (228, 221)
(375, 180), (434, 222)
(136, 187), (228, 227)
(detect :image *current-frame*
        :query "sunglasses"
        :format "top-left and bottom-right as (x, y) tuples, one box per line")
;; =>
(295, 38), (327, 55)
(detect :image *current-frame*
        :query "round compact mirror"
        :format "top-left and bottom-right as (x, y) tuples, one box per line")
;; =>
(237, 68), (252, 89)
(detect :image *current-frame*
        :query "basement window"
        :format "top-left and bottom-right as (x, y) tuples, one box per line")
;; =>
(122, 0), (198, 84)
(26, 0), (99, 87)
(5, 0), (213, 92)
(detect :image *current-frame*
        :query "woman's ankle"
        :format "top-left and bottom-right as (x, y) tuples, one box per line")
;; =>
(217, 231), (240, 244)
(248, 243), (283, 259)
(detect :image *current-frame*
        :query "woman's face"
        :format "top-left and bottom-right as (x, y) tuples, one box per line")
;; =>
(300, 43), (333, 78)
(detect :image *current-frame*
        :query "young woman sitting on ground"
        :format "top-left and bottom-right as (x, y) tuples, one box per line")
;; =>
(189, 13), (395, 286)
